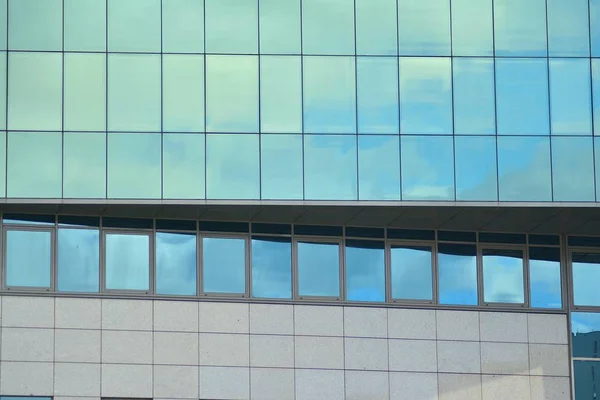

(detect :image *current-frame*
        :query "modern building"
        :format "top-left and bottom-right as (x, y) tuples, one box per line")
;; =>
(0, 0), (599, 399)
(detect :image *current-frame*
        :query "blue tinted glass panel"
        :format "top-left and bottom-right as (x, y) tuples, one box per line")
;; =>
(401, 136), (454, 201)
(297, 241), (340, 297)
(58, 228), (100, 292)
(496, 59), (549, 135)
(399, 57), (452, 134)
(302, 0), (354, 55)
(0, 52), (6, 130)
(575, 361), (600, 399)
(205, 0), (258, 54)
(346, 240), (385, 302)
(358, 135), (400, 200)
(162, 0), (204, 53)
(202, 237), (246, 294)
(398, 0), (450, 56)
(591, 60), (600, 135)
(163, 133), (205, 200)
(156, 232), (197, 296)
(260, 56), (302, 133)
(261, 134), (303, 200)
(438, 244), (477, 305)
(572, 312), (600, 358)
(482, 248), (524, 303)
(391, 245), (433, 301)
(451, 0), (493, 56)
(453, 58), (495, 135)
(357, 57), (399, 134)
(356, 0), (397, 55)
(304, 135), (357, 200)
(259, 0), (301, 54)
(549, 59), (592, 135)
(64, 0), (106, 51)
(0, 0), (5, 50)
(5, 229), (51, 288)
(108, 0), (160, 52)
(163, 55), (204, 133)
(552, 137), (595, 202)
(573, 252), (600, 306)
(547, 0), (589, 57)
(494, 0), (547, 56)
(105, 233), (150, 291)
(455, 136), (498, 201)
(596, 138), (600, 200)
(9, 0), (62, 51)
(63, 132), (106, 199)
(251, 237), (292, 299)
(593, 0), (600, 56)
(529, 247), (561, 309)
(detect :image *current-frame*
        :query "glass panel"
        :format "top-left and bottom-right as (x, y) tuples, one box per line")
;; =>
(202, 237), (246, 294)
(593, 0), (600, 57)
(496, 58), (549, 135)
(572, 312), (600, 358)
(355, 0), (397, 55)
(156, 232), (197, 296)
(594, 60), (600, 135)
(162, 0), (204, 53)
(575, 361), (600, 400)
(357, 57), (399, 134)
(259, 0), (301, 54)
(482, 248), (524, 303)
(398, 0), (450, 56)
(163, 133), (205, 199)
(107, 133), (161, 199)
(494, 0), (547, 56)
(453, 58), (495, 135)
(547, 0), (589, 57)
(8, 52), (62, 131)
(573, 252), (600, 306)
(64, 53), (106, 131)
(0, 132), (5, 197)
(552, 137), (595, 202)
(358, 135), (400, 200)
(528, 247), (561, 309)
(399, 57), (452, 134)
(105, 233), (150, 291)
(438, 243), (477, 305)
(205, 0), (258, 54)
(58, 228), (100, 292)
(108, 0), (160, 52)
(7, 132), (62, 198)
(260, 56), (302, 133)
(63, 132), (106, 199)
(163, 55), (204, 132)
(549, 59), (592, 135)
(302, 0), (354, 55)
(451, 0), (493, 56)
(5, 230), (51, 288)
(455, 136), (497, 201)
(8, 0), (62, 50)
(0, 0), (5, 50)
(206, 55), (259, 133)
(497, 136), (552, 202)
(0, 52), (5, 130)
(206, 134), (259, 199)
(303, 56), (356, 134)
(297, 241), (340, 297)
(346, 240), (385, 302)
(251, 237), (292, 299)
(108, 54), (161, 132)
(401, 135), (454, 201)
(304, 135), (357, 200)
(261, 134), (303, 200)
(391, 245), (433, 301)
(64, 0), (106, 51)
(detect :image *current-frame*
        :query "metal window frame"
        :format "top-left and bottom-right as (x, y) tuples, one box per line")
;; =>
(387, 240), (436, 305)
(294, 236), (344, 301)
(199, 233), (249, 298)
(479, 244), (529, 308)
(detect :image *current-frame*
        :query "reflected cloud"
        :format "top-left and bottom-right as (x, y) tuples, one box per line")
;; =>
(494, 0), (547, 56)
(297, 241), (340, 297)
(346, 241), (385, 302)
(156, 232), (197, 295)
(451, 0), (493, 56)
(203, 237), (246, 294)
(58, 228), (100, 292)
(398, 0), (451, 56)
(261, 134), (303, 200)
(252, 237), (292, 299)
(482, 249), (525, 303)
(358, 136), (400, 200)
(547, 0), (589, 57)
(105, 233), (150, 291)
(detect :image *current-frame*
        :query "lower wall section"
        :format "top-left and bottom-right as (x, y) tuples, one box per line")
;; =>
(0, 296), (571, 400)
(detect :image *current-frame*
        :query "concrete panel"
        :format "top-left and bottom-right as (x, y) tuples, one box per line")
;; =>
(154, 300), (199, 332)
(199, 302), (249, 334)
(250, 368), (294, 400)
(344, 307), (387, 338)
(294, 305), (343, 336)
(250, 335), (294, 368)
(55, 298), (101, 329)
(344, 337), (388, 371)
(102, 299), (152, 331)
(388, 309), (436, 340)
(249, 304), (294, 335)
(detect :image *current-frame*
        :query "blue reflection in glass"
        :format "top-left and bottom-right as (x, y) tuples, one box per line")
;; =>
(398, 0), (451, 56)
(358, 135), (400, 200)
(261, 134), (303, 200)
(297, 241), (340, 297)
(529, 247), (561, 309)
(357, 57), (399, 134)
(494, 0), (547, 56)
(58, 228), (100, 292)
(549, 59), (592, 135)
(592, 60), (600, 135)
(547, 0), (589, 57)
(451, 0), (493, 56)
(438, 243), (477, 305)
(573, 252), (600, 306)
(574, 361), (600, 400)
(203, 237), (246, 294)
(455, 136), (497, 201)
(302, 0), (354, 55)
(105, 233), (150, 291)
(5, 230), (51, 288)
(156, 232), (197, 296)
(346, 240), (385, 302)
(572, 312), (600, 358)
(251, 237), (292, 299)
(552, 137), (595, 202)
(355, 0), (397, 55)
(391, 245), (433, 301)
(453, 58), (495, 135)
(593, 0), (600, 56)
(482, 248), (524, 303)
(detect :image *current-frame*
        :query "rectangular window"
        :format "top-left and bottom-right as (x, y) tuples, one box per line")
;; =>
(573, 252), (600, 307)
(163, 133), (206, 200)
(494, 0), (547, 56)
(346, 240), (385, 302)
(156, 232), (197, 296)
(259, 0), (301, 54)
(108, 0), (160, 52)
(572, 312), (600, 357)
(398, 0), (451, 56)
(260, 56), (302, 133)
(549, 59), (592, 135)
(357, 57), (399, 134)
(390, 244), (433, 301)
(482, 248), (525, 304)
(0, 0), (5, 50)
(9, 0), (62, 51)
(529, 247), (561, 309)
(0, 52), (6, 130)
(358, 135), (400, 200)
(552, 137), (595, 202)
(593, 0), (600, 57)
(162, 0), (204, 53)
(260, 134), (303, 200)
(454, 136), (498, 201)
(302, 0), (354, 55)
(251, 236), (292, 299)
(104, 232), (150, 291)
(63, 132), (106, 199)
(547, 0), (589, 57)
(163, 54), (204, 133)
(64, 0), (106, 51)
(438, 243), (478, 305)
(297, 240), (341, 298)
(5, 228), (52, 288)
(453, 58), (495, 135)
(58, 228), (100, 292)
(451, 0), (493, 56)
(205, 0), (258, 54)
(202, 236), (246, 294)
(574, 360), (600, 398)
(356, 0), (397, 55)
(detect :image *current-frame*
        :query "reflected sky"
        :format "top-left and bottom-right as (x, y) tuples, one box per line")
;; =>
(482, 249), (524, 303)
(572, 312), (600, 337)
(6, 229), (52, 288)
(346, 240), (385, 302)
(552, 137), (595, 202)
(593, 0), (600, 56)
(105, 233), (150, 291)
(156, 232), (197, 296)
(358, 135), (400, 201)
(163, 133), (205, 200)
(549, 59), (592, 135)
(302, 0), (354, 55)
(494, 0), (547, 56)
(251, 237), (292, 299)
(203, 237), (246, 294)
(163, 55), (204, 133)
(391, 245), (433, 301)
(592, 60), (600, 135)
(64, 132), (106, 199)
(528, 247), (561, 309)
(356, 0), (397, 56)
(260, 56), (302, 133)
(162, 0), (204, 53)
(357, 57), (399, 134)
(453, 58), (495, 135)
(108, 0), (160, 52)
(259, 0), (301, 54)
(9, 0), (62, 51)
(261, 134), (303, 200)
(572, 312), (600, 360)
(455, 136), (498, 201)
(58, 228), (100, 292)
(547, 0), (589, 57)
(438, 243), (478, 305)
(64, 0), (106, 52)
(398, 0), (451, 56)
(298, 241), (340, 297)
(573, 252), (600, 307)
(205, 0), (258, 54)
(451, 0), (493, 56)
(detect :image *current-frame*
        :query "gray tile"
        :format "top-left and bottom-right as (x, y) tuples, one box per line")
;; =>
(345, 371), (389, 399)
(249, 304), (293, 335)
(390, 372), (438, 400)
(528, 314), (568, 344)
(437, 310), (479, 341)
(199, 366), (250, 400)
(250, 368), (294, 400)
(250, 335), (294, 368)
(102, 299), (152, 331)
(154, 331), (198, 365)
(294, 305), (343, 336)
(344, 337), (388, 371)
(482, 375), (530, 400)
(388, 308), (436, 340)
(2, 327), (54, 362)
(54, 363), (101, 397)
(55, 298), (101, 329)
(529, 344), (570, 376)
(1, 361), (54, 395)
(344, 307), (387, 338)
(101, 364), (152, 398)
(480, 312), (527, 343)
(295, 336), (344, 369)
(153, 365), (199, 399)
(438, 341), (481, 374)
(438, 373), (482, 400)
(481, 342), (529, 375)
(295, 369), (344, 400)
(199, 302), (249, 333)
(389, 339), (437, 372)
(154, 300), (199, 332)
(199, 333), (250, 367)
(55, 329), (101, 363)
(530, 376), (571, 400)
(102, 330), (153, 364)
(2, 296), (54, 328)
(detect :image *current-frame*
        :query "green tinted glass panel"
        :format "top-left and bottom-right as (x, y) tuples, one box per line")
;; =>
(356, 0), (397, 55)
(163, 133), (205, 199)
(302, 0), (354, 55)
(63, 132), (106, 199)
(64, 0), (107, 51)
(108, 0), (161, 52)
(9, 0), (62, 50)
(552, 137), (595, 202)
(451, 0), (493, 56)
(358, 135), (400, 200)
(259, 0), (301, 54)
(357, 57), (399, 134)
(64, 53), (106, 131)
(205, 0), (258, 54)
(163, 55), (204, 132)
(398, 0), (451, 56)
(0, 132), (5, 197)
(547, 0), (590, 57)
(494, 0), (547, 56)
(455, 136), (498, 201)
(6, 229), (52, 288)
(162, 0), (204, 53)
(0, 52), (5, 130)
(261, 134), (303, 200)
(260, 56), (302, 133)
(0, 0), (6, 50)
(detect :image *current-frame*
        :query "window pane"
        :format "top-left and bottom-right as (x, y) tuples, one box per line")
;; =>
(108, 0), (160, 52)
(399, 57), (452, 134)
(453, 58), (495, 135)
(7, 132), (62, 198)
(105, 233), (150, 291)
(58, 228), (100, 292)
(529, 247), (561, 309)
(202, 237), (246, 294)
(0, 132), (5, 197)
(451, 0), (493, 56)
(391, 245), (433, 301)
(259, 0), (301, 54)
(108, 54), (161, 132)
(163, 55), (204, 132)
(455, 136), (497, 201)
(8, 52), (62, 131)
(346, 240), (385, 302)
(0, 0), (5, 50)
(552, 137), (595, 202)
(297, 241), (340, 297)
(398, 0), (450, 56)
(358, 135), (400, 200)
(260, 56), (302, 133)
(572, 312), (600, 358)
(156, 232), (197, 296)
(304, 135), (357, 200)
(261, 134), (303, 200)
(356, 0), (397, 55)
(206, 134), (259, 199)
(251, 237), (292, 299)
(64, 0), (106, 51)
(575, 361), (600, 399)
(549, 59), (592, 135)
(205, 0), (258, 54)
(357, 57), (399, 134)
(304, 56), (356, 134)
(494, 0), (547, 56)
(163, 133), (205, 199)
(9, 0), (62, 50)
(0, 52), (5, 130)
(573, 252), (600, 306)
(162, 0), (204, 53)
(496, 59), (549, 135)
(206, 55), (259, 133)
(107, 133), (161, 199)
(401, 135), (454, 201)
(547, 0), (589, 56)
(438, 243), (477, 305)
(6, 230), (51, 287)
(482, 248), (524, 303)
(63, 132), (106, 199)
(594, 60), (600, 135)
(302, 0), (354, 55)
(64, 53), (106, 131)
(593, 0), (600, 57)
